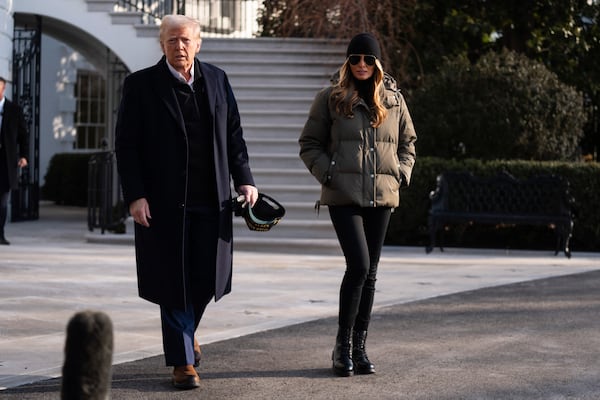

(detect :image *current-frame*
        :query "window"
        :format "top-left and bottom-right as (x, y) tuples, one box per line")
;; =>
(74, 70), (106, 149)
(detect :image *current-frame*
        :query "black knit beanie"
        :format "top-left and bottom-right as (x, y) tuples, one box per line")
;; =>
(346, 33), (382, 60)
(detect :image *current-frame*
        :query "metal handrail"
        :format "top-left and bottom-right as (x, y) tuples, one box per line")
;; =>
(116, 0), (260, 37)
(116, 0), (176, 23)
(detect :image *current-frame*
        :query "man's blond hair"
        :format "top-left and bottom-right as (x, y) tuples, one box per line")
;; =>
(159, 14), (201, 41)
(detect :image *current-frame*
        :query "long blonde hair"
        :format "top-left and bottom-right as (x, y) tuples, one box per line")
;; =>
(331, 58), (387, 128)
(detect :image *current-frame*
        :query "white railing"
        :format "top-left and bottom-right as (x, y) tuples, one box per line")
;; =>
(117, 0), (260, 37)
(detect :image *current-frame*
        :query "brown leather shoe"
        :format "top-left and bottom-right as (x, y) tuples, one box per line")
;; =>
(172, 365), (200, 390)
(193, 338), (202, 367)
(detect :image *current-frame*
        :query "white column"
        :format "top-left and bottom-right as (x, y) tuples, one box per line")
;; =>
(0, 0), (11, 219)
(0, 0), (13, 80)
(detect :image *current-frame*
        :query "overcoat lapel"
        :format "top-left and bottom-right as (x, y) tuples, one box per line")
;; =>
(154, 58), (186, 134)
(198, 60), (217, 117)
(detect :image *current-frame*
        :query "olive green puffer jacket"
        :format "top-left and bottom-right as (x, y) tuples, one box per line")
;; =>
(299, 74), (417, 208)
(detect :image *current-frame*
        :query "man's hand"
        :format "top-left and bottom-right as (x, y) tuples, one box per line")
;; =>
(237, 185), (258, 207)
(129, 198), (152, 227)
(17, 158), (27, 168)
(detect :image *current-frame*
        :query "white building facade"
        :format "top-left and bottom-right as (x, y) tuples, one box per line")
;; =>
(2, 0), (259, 221)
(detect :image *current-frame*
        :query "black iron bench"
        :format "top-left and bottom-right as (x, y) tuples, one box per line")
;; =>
(426, 171), (574, 258)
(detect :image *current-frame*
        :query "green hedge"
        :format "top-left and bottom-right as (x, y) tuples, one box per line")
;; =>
(387, 157), (600, 252)
(42, 153), (93, 207)
(409, 50), (587, 161)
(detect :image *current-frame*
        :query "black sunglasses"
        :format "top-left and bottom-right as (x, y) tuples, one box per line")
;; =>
(348, 54), (377, 66)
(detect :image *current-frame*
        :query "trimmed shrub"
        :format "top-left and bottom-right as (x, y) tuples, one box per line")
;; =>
(409, 50), (588, 161)
(42, 153), (92, 207)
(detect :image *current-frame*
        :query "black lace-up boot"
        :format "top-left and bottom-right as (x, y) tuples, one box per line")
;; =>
(352, 330), (375, 374)
(332, 328), (353, 377)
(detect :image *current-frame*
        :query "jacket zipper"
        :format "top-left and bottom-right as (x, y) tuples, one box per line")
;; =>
(372, 127), (377, 207)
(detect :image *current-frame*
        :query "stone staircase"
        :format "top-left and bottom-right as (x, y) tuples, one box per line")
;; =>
(198, 38), (345, 254)
(78, 0), (348, 254)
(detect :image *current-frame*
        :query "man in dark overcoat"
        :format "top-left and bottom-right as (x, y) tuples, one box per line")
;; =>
(0, 76), (29, 245)
(115, 15), (257, 390)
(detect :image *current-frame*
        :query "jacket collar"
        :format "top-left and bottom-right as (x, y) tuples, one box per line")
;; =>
(154, 57), (219, 134)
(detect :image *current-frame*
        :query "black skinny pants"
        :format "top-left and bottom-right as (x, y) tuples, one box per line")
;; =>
(328, 205), (392, 332)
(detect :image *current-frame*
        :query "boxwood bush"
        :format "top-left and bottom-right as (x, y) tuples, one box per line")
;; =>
(42, 153), (93, 207)
(409, 50), (588, 161)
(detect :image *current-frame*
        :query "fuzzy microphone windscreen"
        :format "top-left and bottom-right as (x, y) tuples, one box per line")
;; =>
(61, 310), (114, 400)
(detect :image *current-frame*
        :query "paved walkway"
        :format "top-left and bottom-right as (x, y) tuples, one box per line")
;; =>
(1, 202), (599, 397)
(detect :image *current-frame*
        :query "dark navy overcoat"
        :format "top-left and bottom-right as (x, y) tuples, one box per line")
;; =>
(115, 57), (254, 309)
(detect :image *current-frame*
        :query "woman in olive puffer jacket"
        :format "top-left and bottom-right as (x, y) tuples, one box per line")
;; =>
(299, 33), (417, 378)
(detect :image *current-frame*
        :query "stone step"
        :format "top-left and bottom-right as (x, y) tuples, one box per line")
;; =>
(253, 173), (315, 188)
(249, 165), (314, 182)
(200, 37), (347, 53)
(226, 71), (331, 86)
(210, 61), (339, 76)
(233, 84), (324, 98)
(232, 236), (341, 255)
(201, 45), (344, 58)
(237, 96), (314, 112)
(233, 217), (335, 239)
(133, 23), (160, 38)
(109, 11), (143, 25)
(249, 165), (314, 185)
(252, 183), (320, 203)
(86, 0), (116, 12)
(245, 137), (299, 153)
(242, 123), (305, 138)
(240, 109), (309, 126)
(247, 153), (307, 170)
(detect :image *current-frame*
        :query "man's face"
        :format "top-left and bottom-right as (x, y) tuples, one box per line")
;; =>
(0, 81), (5, 100)
(160, 25), (201, 75)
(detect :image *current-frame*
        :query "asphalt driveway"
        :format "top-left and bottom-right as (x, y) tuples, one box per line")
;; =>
(4, 270), (600, 400)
